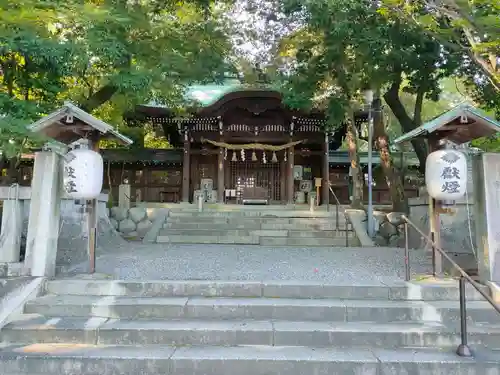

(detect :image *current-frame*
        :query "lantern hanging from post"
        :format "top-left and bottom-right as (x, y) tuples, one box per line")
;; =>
(63, 148), (104, 199)
(425, 150), (467, 200)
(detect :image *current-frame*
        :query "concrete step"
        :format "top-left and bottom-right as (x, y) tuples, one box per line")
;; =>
(43, 279), (490, 301)
(164, 222), (262, 230)
(0, 344), (498, 375)
(158, 229), (349, 239)
(168, 210), (340, 218)
(156, 234), (260, 244)
(287, 230), (337, 238)
(259, 237), (349, 246)
(159, 229), (258, 237)
(163, 221), (347, 231)
(3, 315), (500, 349)
(23, 295), (500, 323)
(260, 222), (346, 230)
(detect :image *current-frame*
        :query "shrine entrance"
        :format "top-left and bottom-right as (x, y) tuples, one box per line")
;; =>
(229, 156), (282, 203)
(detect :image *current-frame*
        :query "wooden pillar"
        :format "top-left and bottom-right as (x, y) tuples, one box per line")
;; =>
(182, 132), (190, 202)
(88, 133), (101, 274)
(322, 133), (330, 206)
(428, 137), (443, 276)
(217, 147), (224, 202)
(287, 143), (295, 204)
(280, 153), (286, 203)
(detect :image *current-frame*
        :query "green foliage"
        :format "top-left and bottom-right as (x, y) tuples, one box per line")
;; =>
(378, 0), (500, 115)
(0, 0), (232, 159)
(275, 0), (460, 129)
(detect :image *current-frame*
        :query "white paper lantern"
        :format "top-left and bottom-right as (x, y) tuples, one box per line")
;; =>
(425, 150), (467, 200)
(63, 148), (104, 199)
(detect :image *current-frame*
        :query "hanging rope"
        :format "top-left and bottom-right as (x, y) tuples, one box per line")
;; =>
(201, 137), (305, 151)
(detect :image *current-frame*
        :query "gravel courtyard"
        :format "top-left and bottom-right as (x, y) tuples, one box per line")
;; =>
(64, 243), (433, 284)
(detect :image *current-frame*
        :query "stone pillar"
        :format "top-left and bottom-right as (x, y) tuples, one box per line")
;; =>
(217, 148), (224, 203)
(287, 145), (295, 204)
(182, 136), (190, 202)
(118, 184), (131, 209)
(25, 151), (62, 277)
(0, 186), (24, 262)
(322, 133), (330, 206)
(473, 152), (500, 282)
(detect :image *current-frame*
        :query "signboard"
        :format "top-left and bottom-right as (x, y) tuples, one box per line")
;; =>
(299, 180), (313, 192)
(293, 165), (303, 180)
(303, 166), (312, 180)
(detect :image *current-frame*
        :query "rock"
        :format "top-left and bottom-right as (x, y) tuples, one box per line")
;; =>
(388, 234), (404, 248)
(110, 218), (119, 230)
(124, 231), (138, 239)
(348, 209), (367, 222)
(119, 218), (136, 234)
(374, 234), (388, 246)
(136, 219), (153, 237)
(110, 207), (128, 221)
(373, 211), (387, 223)
(129, 207), (147, 223)
(387, 212), (406, 226)
(147, 208), (169, 222)
(379, 221), (398, 238)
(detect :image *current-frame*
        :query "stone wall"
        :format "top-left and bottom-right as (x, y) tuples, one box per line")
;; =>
(109, 207), (156, 239)
(372, 211), (406, 247)
(346, 209), (406, 247)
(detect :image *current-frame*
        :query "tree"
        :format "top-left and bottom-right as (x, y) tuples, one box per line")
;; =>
(272, 0), (461, 211)
(0, 0), (232, 181)
(379, 0), (500, 113)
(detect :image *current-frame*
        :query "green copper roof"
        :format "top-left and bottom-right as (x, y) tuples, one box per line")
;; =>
(185, 80), (243, 106)
(146, 79), (283, 108)
(394, 103), (500, 144)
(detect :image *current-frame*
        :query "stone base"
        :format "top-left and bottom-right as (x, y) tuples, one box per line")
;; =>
(55, 200), (127, 274)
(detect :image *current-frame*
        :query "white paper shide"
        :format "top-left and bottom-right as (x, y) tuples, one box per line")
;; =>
(425, 150), (467, 200)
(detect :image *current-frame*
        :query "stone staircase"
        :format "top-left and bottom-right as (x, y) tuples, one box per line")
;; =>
(1, 278), (500, 374)
(156, 208), (355, 246)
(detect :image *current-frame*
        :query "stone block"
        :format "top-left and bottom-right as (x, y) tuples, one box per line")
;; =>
(119, 219), (136, 234)
(110, 218), (119, 230)
(129, 207), (147, 223)
(379, 221), (398, 238)
(110, 206), (128, 221)
(387, 211), (405, 226)
(136, 219), (153, 237)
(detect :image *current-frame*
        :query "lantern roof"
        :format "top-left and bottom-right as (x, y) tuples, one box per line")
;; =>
(393, 103), (500, 145)
(29, 101), (133, 146)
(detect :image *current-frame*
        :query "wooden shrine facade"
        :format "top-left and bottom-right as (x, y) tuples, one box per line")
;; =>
(124, 89), (420, 205)
(132, 90), (339, 205)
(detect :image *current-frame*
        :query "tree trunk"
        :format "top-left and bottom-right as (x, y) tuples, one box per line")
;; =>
(383, 78), (428, 173)
(346, 117), (364, 208)
(4, 157), (20, 185)
(373, 91), (408, 213)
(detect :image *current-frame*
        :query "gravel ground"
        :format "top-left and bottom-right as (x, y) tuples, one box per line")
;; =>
(63, 243), (433, 284)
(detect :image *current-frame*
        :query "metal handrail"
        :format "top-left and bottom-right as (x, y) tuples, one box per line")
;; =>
(329, 185), (341, 232)
(344, 212), (351, 246)
(402, 215), (500, 357)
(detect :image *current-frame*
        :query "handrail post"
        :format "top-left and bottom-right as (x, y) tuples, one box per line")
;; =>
(345, 216), (349, 247)
(335, 204), (339, 233)
(404, 222), (410, 281)
(456, 276), (473, 357)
